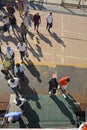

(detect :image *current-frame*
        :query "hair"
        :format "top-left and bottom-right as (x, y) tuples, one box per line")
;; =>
(67, 77), (70, 82)
(16, 63), (20, 67)
(10, 77), (15, 83)
(20, 39), (23, 42)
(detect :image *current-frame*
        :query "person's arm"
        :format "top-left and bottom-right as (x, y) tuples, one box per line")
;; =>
(39, 16), (41, 24)
(52, 17), (53, 24)
(17, 43), (19, 49)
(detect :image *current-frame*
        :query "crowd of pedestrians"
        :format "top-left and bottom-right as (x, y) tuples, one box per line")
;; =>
(0, 1), (73, 128)
(0, 0), (54, 79)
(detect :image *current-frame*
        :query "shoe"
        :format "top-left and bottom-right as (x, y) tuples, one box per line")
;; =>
(62, 94), (66, 98)
(49, 91), (51, 96)
(58, 85), (60, 89)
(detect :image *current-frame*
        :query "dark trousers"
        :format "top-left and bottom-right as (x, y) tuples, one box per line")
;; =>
(46, 22), (52, 31)
(20, 51), (25, 61)
(49, 86), (57, 94)
(21, 33), (26, 42)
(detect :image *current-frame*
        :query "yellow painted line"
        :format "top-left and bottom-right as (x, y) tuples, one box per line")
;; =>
(0, 61), (87, 68)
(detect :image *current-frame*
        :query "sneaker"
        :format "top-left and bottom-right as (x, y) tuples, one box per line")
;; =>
(62, 94), (66, 98)
(49, 91), (51, 96)
(58, 85), (60, 89)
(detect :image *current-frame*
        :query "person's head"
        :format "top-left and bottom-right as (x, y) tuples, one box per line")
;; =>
(7, 46), (11, 51)
(66, 77), (70, 82)
(6, 3), (10, 8)
(36, 13), (39, 16)
(50, 12), (52, 15)
(20, 39), (23, 45)
(25, 12), (28, 16)
(8, 116), (14, 123)
(16, 63), (20, 67)
(21, 22), (24, 26)
(10, 77), (15, 83)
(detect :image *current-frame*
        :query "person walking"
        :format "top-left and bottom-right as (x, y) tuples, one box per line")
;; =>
(2, 15), (10, 34)
(6, 3), (15, 16)
(8, 76), (21, 97)
(5, 45), (15, 74)
(33, 13), (41, 33)
(14, 63), (24, 81)
(46, 12), (53, 33)
(17, 0), (24, 17)
(1, 111), (22, 128)
(58, 76), (71, 98)
(17, 40), (27, 62)
(23, 12), (29, 31)
(9, 14), (17, 34)
(20, 22), (27, 42)
(22, 0), (30, 13)
(49, 78), (58, 96)
(1, 55), (12, 78)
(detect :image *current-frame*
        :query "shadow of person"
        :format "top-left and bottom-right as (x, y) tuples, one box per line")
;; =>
(24, 59), (42, 83)
(35, 44), (43, 57)
(38, 32), (52, 47)
(65, 94), (79, 112)
(50, 95), (76, 125)
(23, 101), (41, 128)
(19, 74), (41, 109)
(18, 117), (27, 128)
(66, 94), (81, 117)
(28, 44), (41, 61)
(0, 35), (18, 46)
(50, 32), (66, 47)
(28, 31), (34, 39)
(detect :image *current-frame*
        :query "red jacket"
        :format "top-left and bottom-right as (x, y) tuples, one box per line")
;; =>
(59, 76), (70, 86)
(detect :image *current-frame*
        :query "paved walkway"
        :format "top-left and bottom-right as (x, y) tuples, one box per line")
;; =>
(0, 9), (87, 67)
(0, 7), (87, 110)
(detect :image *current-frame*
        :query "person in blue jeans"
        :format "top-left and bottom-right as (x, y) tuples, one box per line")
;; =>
(1, 112), (22, 127)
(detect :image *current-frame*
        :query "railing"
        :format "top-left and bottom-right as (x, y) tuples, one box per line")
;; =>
(31, 0), (87, 8)
(0, 0), (87, 9)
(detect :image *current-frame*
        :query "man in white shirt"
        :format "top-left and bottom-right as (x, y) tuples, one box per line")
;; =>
(17, 40), (27, 62)
(46, 12), (53, 33)
(8, 77), (21, 97)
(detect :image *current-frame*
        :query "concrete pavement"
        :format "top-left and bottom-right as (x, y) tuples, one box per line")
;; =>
(0, 7), (87, 110)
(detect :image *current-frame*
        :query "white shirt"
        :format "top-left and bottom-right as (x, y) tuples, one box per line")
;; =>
(14, 64), (24, 74)
(46, 14), (53, 23)
(8, 78), (19, 88)
(17, 42), (26, 51)
(5, 48), (14, 59)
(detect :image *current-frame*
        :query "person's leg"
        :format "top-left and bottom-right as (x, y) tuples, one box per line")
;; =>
(36, 23), (39, 32)
(46, 22), (49, 29)
(21, 34), (25, 42)
(7, 24), (10, 34)
(20, 51), (23, 61)
(12, 87), (19, 97)
(34, 22), (36, 30)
